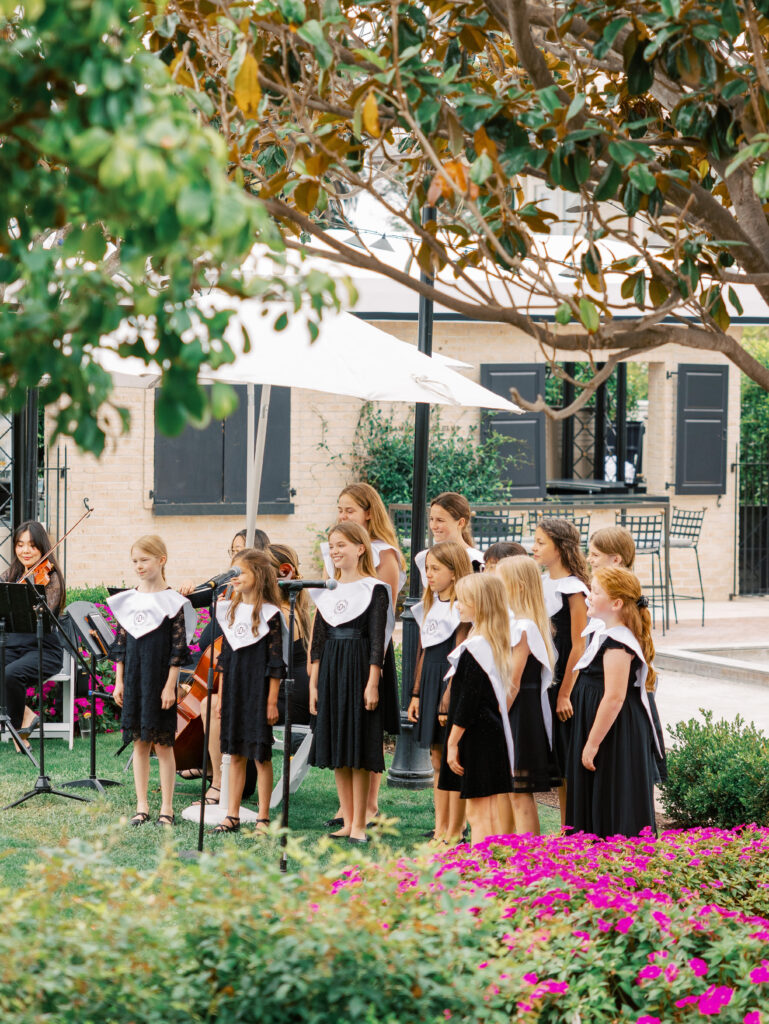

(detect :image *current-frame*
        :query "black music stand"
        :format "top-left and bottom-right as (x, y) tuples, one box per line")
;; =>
(61, 601), (121, 795)
(1, 583), (89, 809)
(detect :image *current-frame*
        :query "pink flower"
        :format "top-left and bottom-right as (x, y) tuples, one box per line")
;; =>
(689, 958), (709, 977)
(698, 985), (733, 1015)
(664, 964), (679, 982)
(637, 965), (662, 981)
(523, 972), (538, 985)
(616, 916), (633, 933)
(750, 962), (769, 984)
(638, 1017), (661, 1024)
(744, 1013), (761, 1024)
(676, 996), (699, 1008)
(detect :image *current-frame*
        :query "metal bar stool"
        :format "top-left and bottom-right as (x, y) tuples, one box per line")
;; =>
(668, 507), (706, 627)
(473, 510), (525, 550)
(615, 512), (666, 634)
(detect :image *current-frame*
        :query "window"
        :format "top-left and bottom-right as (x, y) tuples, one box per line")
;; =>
(152, 385), (293, 515)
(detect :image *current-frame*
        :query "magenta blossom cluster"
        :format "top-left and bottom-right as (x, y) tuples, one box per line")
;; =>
(333, 826), (769, 1022)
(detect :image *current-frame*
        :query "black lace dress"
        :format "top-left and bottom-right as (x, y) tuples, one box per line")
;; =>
(413, 631), (459, 749)
(565, 637), (657, 838)
(113, 605), (191, 747)
(309, 584), (389, 772)
(510, 653), (561, 793)
(0, 570), (64, 730)
(219, 611), (286, 762)
(438, 649), (513, 800)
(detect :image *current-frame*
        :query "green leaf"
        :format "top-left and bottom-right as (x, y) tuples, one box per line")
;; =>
(278, 0), (306, 23)
(627, 44), (653, 96)
(155, 390), (188, 436)
(555, 302), (572, 325)
(594, 17), (628, 60)
(69, 127), (113, 167)
(628, 164), (656, 194)
(469, 152), (493, 185)
(594, 161), (623, 201)
(177, 184), (212, 228)
(727, 286), (743, 315)
(608, 140), (642, 167)
(633, 272), (646, 306)
(274, 312), (289, 331)
(210, 381), (239, 420)
(578, 297), (600, 333)
(297, 20), (333, 68)
(538, 85), (563, 114)
(566, 94), (586, 122)
(753, 162), (769, 199)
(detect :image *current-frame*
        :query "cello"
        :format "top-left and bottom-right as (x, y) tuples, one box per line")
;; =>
(173, 637), (223, 772)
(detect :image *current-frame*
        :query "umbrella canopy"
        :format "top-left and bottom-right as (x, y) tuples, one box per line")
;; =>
(96, 291), (522, 537)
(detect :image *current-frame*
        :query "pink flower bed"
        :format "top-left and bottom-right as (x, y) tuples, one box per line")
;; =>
(332, 826), (769, 1022)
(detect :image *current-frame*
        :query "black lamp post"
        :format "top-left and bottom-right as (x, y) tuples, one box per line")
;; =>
(387, 207), (436, 790)
(12, 388), (39, 530)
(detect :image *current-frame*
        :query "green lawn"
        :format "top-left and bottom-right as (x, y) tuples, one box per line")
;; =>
(0, 734), (560, 886)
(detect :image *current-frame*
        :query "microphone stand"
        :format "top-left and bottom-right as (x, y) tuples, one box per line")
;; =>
(279, 586), (298, 874)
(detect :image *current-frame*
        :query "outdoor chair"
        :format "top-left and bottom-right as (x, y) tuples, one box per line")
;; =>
(472, 510), (525, 550)
(668, 507), (706, 627)
(270, 724), (313, 810)
(529, 509), (592, 551)
(614, 512), (666, 633)
(2, 649), (76, 750)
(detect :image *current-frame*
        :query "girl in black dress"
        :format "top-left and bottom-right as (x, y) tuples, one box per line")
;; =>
(588, 527), (667, 782)
(0, 521), (66, 750)
(407, 541), (472, 841)
(439, 574), (514, 845)
(110, 535), (194, 827)
(532, 518), (589, 826)
(309, 521), (392, 844)
(414, 492), (485, 587)
(497, 555), (559, 835)
(566, 567), (660, 838)
(213, 548), (285, 834)
(321, 483), (405, 824)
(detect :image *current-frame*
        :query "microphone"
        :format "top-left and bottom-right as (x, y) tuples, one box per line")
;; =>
(278, 578), (338, 591)
(201, 567), (241, 589)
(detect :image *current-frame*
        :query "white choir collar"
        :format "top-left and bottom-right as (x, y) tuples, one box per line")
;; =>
(412, 597), (461, 648)
(107, 588), (195, 643)
(310, 577), (395, 649)
(542, 573), (589, 616)
(215, 600), (280, 651)
(415, 545), (485, 587)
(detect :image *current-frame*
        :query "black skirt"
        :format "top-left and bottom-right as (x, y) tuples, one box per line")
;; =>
(381, 640), (401, 736)
(438, 650), (512, 799)
(118, 617), (188, 747)
(549, 601), (573, 778)
(510, 654), (561, 793)
(219, 614), (286, 762)
(414, 633), (456, 749)
(565, 638), (657, 838)
(310, 627), (385, 772)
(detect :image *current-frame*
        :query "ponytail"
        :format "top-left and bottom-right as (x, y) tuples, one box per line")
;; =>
(594, 567), (656, 691)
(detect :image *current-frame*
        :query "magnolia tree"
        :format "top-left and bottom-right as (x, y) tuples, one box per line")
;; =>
(153, 0), (769, 415)
(3, 0), (769, 449)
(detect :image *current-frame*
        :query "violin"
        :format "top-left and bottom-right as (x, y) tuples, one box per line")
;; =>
(21, 499), (94, 587)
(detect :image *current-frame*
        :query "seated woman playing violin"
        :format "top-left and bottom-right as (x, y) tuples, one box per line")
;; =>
(1, 521), (66, 750)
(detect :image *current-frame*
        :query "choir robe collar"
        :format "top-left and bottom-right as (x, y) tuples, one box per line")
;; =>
(445, 634), (515, 778)
(542, 572), (589, 617)
(107, 588), (195, 643)
(320, 540), (406, 595)
(310, 577), (395, 649)
(412, 597), (461, 648)
(510, 615), (554, 747)
(414, 545), (485, 587)
(576, 619), (662, 758)
(215, 600), (281, 652)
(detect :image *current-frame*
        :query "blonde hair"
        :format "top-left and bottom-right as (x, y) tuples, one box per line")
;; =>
(339, 483), (406, 571)
(455, 574), (513, 695)
(594, 567), (656, 691)
(590, 526), (636, 570)
(422, 541), (474, 615)
(228, 548), (282, 636)
(131, 534), (168, 581)
(268, 543), (312, 651)
(431, 492), (474, 546)
(327, 521), (377, 579)
(496, 556), (556, 670)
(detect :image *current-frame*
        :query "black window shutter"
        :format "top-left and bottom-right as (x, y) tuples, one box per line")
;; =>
(675, 364), (728, 495)
(153, 385), (293, 515)
(480, 364), (547, 498)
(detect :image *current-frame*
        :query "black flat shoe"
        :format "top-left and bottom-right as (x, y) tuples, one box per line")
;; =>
(130, 811), (151, 827)
(18, 715), (40, 737)
(422, 829), (435, 839)
(348, 836), (369, 845)
(328, 832), (349, 840)
(325, 816), (344, 828)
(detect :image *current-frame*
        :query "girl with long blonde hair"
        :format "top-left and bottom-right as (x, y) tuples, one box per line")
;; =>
(309, 521), (392, 844)
(497, 556), (560, 835)
(566, 567), (660, 838)
(407, 541), (473, 841)
(213, 548), (285, 833)
(438, 574), (515, 845)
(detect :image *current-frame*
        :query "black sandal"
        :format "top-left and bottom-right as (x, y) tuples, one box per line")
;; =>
(255, 818), (270, 834)
(156, 814), (175, 828)
(130, 811), (151, 827)
(212, 815), (240, 834)
(191, 785), (220, 807)
(178, 768), (209, 781)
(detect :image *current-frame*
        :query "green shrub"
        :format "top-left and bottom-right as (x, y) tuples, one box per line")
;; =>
(661, 710), (769, 828)
(330, 404), (524, 508)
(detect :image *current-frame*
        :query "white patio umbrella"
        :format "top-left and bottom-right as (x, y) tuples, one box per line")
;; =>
(96, 290), (521, 540)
